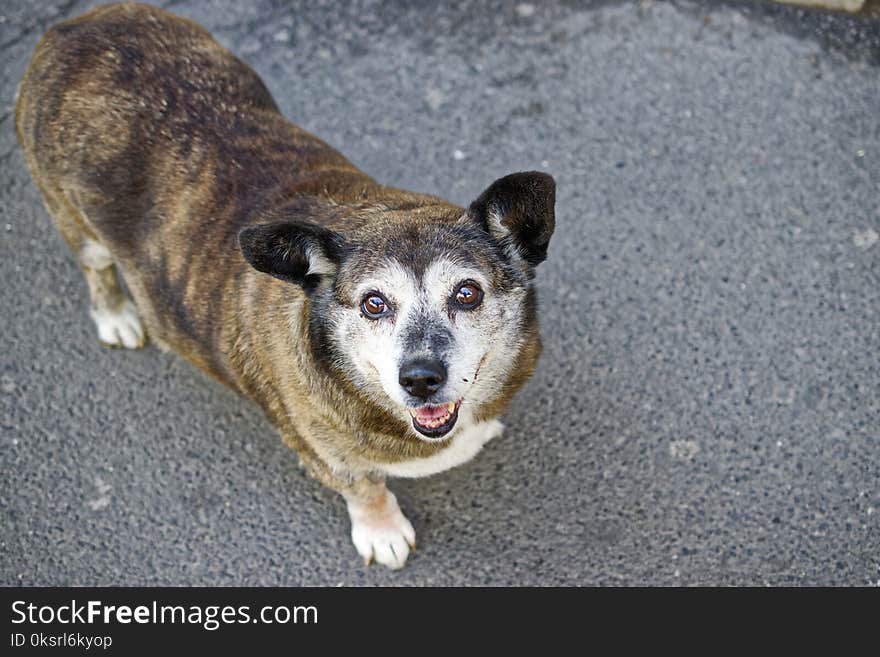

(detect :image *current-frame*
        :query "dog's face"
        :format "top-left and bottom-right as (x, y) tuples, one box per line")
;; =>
(328, 222), (529, 440)
(239, 171), (555, 441)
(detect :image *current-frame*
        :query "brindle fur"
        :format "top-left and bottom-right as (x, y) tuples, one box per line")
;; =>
(16, 3), (553, 567)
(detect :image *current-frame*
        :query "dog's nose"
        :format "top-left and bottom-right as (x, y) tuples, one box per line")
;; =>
(399, 358), (447, 400)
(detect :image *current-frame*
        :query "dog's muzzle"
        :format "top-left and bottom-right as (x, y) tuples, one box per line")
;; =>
(408, 400), (460, 439)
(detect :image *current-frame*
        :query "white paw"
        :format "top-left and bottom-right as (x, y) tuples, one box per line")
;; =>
(347, 491), (416, 570)
(90, 300), (146, 349)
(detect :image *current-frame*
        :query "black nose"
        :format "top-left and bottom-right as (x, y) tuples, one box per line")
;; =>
(399, 358), (447, 400)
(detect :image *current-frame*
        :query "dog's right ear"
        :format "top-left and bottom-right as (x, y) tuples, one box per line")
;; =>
(465, 171), (556, 267)
(238, 221), (345, 294)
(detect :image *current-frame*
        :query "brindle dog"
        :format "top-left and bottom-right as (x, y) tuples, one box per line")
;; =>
(16, 2), (556, 569)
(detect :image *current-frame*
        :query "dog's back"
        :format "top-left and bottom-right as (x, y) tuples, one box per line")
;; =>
(15, 2), (372, 382)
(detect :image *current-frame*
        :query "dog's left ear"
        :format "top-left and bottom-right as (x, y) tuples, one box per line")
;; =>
(465, 171), (556, 266)
(238, 221), (345, 294)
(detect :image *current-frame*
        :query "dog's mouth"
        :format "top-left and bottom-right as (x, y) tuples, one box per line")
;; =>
(408, 401), (460, 439)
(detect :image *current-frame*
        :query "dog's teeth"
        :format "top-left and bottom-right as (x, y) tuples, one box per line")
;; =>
(409, 409), (418, 417)
(447, 402), (455, 412)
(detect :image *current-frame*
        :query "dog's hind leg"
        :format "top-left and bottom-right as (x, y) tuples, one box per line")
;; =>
(40, 184), (146, 349)
(79, 240), (146, 349)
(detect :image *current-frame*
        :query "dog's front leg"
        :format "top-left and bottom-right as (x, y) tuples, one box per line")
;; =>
(298, 449), (415, 569)
(342, 476), (416, 570)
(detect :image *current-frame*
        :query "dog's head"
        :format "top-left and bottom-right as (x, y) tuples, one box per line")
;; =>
(239, 171), (555, 441)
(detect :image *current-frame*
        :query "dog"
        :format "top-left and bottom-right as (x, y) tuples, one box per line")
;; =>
(15, 2), (555, 569)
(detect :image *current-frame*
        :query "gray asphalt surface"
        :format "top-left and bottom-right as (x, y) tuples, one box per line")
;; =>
(2, 0), (879, 586)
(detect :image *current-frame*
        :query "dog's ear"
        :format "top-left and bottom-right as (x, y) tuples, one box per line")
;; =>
(465, 171), (556, 266)
(238, 221), (345, 294)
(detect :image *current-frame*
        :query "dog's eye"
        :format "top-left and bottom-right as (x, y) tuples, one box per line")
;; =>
(361, 293), (390, 319)
(452, 281), (483, 310)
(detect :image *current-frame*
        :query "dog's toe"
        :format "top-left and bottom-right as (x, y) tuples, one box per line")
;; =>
(91, 300), (146, 349)
(347, 491), (416, 570)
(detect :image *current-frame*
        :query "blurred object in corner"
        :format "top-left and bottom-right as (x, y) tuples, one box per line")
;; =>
(773, 0), (865, 12)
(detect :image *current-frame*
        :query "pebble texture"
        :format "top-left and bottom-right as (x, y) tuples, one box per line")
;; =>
(1, 0), (878, 586)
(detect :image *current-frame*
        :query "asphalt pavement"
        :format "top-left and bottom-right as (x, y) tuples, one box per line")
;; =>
(1, 0), (878, 585)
